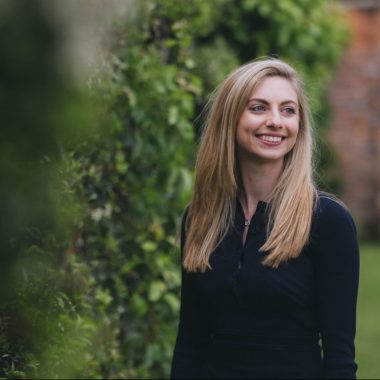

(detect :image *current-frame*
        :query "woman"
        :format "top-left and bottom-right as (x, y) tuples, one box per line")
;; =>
(170, 58), (359, 379)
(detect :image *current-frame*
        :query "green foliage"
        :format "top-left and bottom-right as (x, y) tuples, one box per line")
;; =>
(66, 5), (201, 376)
(0, 0), (349, 379)
(0, 1), (103, 378)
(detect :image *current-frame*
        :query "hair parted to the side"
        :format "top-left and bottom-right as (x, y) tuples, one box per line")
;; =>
(183, 57), (318, 272)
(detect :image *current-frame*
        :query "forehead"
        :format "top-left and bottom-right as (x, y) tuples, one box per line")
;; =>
(249, 76), (298, 103)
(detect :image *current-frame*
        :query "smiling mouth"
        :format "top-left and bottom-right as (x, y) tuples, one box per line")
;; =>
(257, 135), (285, 144)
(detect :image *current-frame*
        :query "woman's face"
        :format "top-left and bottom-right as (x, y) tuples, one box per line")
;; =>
(236, 76), (300, 165)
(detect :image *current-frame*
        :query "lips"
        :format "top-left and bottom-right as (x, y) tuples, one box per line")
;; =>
(256, 134), (286, 144)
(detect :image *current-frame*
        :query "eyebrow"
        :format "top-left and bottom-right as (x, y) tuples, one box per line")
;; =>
(248, 97), (298, 106)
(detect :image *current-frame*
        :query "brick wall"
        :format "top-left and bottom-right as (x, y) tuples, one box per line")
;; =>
(328, 3), (380, 238)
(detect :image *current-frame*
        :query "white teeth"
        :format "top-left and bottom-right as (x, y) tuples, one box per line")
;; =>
(259, 135), (282, 143)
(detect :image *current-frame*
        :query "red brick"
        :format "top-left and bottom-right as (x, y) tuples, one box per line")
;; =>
(328, 5), (380, 237)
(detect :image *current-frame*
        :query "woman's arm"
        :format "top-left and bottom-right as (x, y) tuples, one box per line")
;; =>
(170, 213), (209, 379)
(312, 197), (360, 379)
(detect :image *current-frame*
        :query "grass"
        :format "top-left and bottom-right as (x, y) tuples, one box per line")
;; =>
(356, 242), (380, 379)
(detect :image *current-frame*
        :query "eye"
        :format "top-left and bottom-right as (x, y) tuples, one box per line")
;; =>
(249, 104), (266, 112)
(283, 107), (296, 115)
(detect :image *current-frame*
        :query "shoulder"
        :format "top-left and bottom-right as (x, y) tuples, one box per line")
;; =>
(312, 192), (357, 236)
(309, 193), (359, 271)
(314, 192), (353, 222)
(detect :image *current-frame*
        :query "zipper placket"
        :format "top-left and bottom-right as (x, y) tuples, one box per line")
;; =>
(238, 216), (253, 270)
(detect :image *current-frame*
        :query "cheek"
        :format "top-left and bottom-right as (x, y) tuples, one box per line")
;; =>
(285, 121), (300, 153)
(236, 112), (260, 136)
(236, 115), (248, 142)
(289, 119), (300, 139)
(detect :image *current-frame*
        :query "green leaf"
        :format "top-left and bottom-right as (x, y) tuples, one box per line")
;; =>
(148, 281), (167, 302)
(131, 294), (149, 316)
(163, 293), (180, 313)
(141, 241), (157, 253)
(168, 106), (178, 125)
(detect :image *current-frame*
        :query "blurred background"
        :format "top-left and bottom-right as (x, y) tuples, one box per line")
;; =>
(0, 0), (378, 378)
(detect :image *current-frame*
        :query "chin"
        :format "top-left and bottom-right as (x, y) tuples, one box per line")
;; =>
(252, 149), (287, 162)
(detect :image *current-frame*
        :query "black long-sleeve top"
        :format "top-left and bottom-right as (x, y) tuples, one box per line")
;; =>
(171, 196), (359, 379)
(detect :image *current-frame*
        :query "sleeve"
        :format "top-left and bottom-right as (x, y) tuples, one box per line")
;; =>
(311, 198), (360, 379)
(170, 212), (209, 379)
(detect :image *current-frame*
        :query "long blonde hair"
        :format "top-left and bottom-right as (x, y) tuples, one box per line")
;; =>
(183, 58), (317, 272)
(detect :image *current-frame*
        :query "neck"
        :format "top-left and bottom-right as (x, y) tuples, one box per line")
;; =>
(238, 157), (283, 216)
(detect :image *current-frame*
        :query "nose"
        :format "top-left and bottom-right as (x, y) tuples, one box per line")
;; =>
(266, 109), (282, 128)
